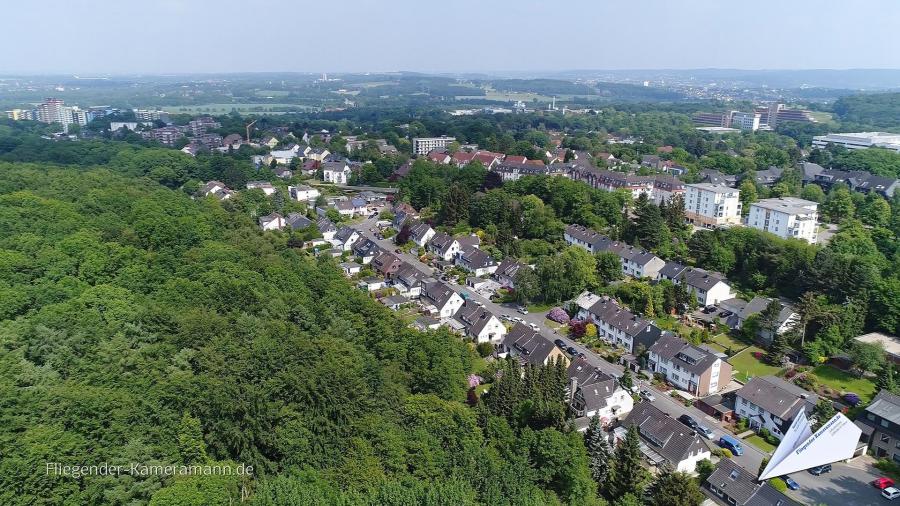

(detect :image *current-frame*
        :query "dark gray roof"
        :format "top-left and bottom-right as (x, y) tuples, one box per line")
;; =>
(409, 221), (434, 242)
(865, 390), (900, 425)
(736, 376), (818, 421)
(285, 212), (312, 230)
(705, 458), (799, 506)
(649, 335), (719, 375)
(454, 301), (500, 337)
(495, 257), (528, 279)
(352, 237), (382, 258)
(678, 268), (729, 291)
(394, 262), (426, 288)
(503, 323), (557, 366)
(316, 217), (337, 233)
(372, 251), (402, 275)
(621, 402), (709, 467)
(658, 260), (688, 279)
(334, 226), (359, 244)
(797, 161), (824, 182)
(422, 281), (459, 309)
(455, 234), (481, 249)
(459, 247), (495, 269)
(567, 357), (620, 412)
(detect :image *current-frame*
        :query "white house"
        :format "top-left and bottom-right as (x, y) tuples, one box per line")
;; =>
(568, 357), (633, 424)
(247, 181), (277, 196)
(288, 185), (321, 202)
(684, 183), (742, 228)
(421, 281), (465, 319)
(455, 247), (497, 277)
(258, 213), (285, 231)
(576, 296), (666, 354)
(408, 221), (436, 248)
(620, 402), (712, 474)
(322, 161), (352, 184)
(453, 302), (507, 344)
(428, 232), (461, 261)
(747, 197), (819, 243)
(734, 376), (818, 441)
(647, 335), (732, 397)
(332, 226), (360, 251)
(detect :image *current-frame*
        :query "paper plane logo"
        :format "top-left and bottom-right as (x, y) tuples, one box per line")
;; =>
(758, 410), (861, 480)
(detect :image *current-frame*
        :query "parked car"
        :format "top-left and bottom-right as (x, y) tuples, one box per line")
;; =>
(874, 477), (896, 490)
(517, 306), (529, 315)
(566, 346), (578, 355)
(697, 425), (714, 439)
(718, 435), (744, 456)
(577, 352), (586, 359)
(781, 476), (800, 490)
(719, 310), (733, 317)
(513, 317), (524, 323)
(884, 487), (900, 500)
(702, 305), (717, 314)
(394, 248), (402, 253)
(639, 389), (656, 402)
(502, 314), (512, 321)
(808, 464), (832, 475)
(554, 339), (565, 348)
(529, 323), (539, 331)
(678, 414), (699, 430)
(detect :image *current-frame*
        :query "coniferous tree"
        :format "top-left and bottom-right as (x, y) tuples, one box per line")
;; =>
(619, 369), (634, 391)
(177, 412), (208, 465)
(584, 415), (612, 488)
(645, 465), (704, 506)
(609, 425), (648, 499)
(765, 331), (790, 366)
(877, 363), (898, 393)
(811, 398), (836, 431)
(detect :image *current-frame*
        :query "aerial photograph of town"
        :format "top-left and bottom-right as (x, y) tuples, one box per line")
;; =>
(1, 1), (899, 505)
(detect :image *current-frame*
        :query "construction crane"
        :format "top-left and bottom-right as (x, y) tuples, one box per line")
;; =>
(245, 120), (257, 143)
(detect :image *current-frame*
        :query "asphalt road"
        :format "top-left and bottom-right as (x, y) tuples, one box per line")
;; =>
(353, 216), (771, 475)
(782, 457), (882, 506)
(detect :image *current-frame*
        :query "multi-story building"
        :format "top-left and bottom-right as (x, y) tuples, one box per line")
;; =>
(453, 302), (507, 344)
(657, 262), (735, 306)
(500, 323), (569, 367)
(693, 112), (731, 128)
(564, 225), (665, 279)
(812, 132), (900, 152)
(734, 375), (817, 440)
(730, 112), (761, 131)
(575, 295), (666, 353)
(412, 136), (456, 155)
(6, 109), (35, 120)
(36, 98), (67, 125)
(619, 402), (711, 474)
(684, 183), (742, 228)
(648, 335), (732, 396)
(133, 109), (169, 122)
(421, 281), (465, 319)
(747, 197), (819, 243)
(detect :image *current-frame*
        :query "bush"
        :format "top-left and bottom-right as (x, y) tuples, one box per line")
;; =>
(795, 374), (819, 391)
(475, 342), (494, 358)
(547, 307), (570, 324)
(768, 478), (788, 492)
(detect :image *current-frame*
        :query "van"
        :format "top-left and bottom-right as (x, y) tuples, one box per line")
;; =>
(718, 435), (744, 456)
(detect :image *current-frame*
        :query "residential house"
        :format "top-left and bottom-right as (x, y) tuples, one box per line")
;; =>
(198, 180), (234, 200)
(567, 357), (633, 423)
(306, 147), (330, 162)
(704, 458), (800, 506)
(246, 181), (277, 196)
(493, 257), (530, 288)
(652, 175), (685, 204)
(491, 162), (551, 181)
(699, 169), (738, 187)
(421, 281), (465, 319)
(273, 167), (293, 179)
(260, 135), (279, 149)
(371, 251), (403, 277)
(285, 212), (313, 231)
(339, 262), (361, 277)
(352, 237), (383, 264)
(408, 221), (435, 248)
(564, 225), (665, 279)
(316, 217), (337, 242)
(648, 335), (732, 396)
(734, 376), (818, 440)
(857, 390), (900, 462)
(500, 323), (569, 367)
(390, 161), (413, 181)
(719, 297), (799, 343)
(428, 232), (460, 261)
(358, 277), (385, 292)
(620, 402), (712, 473)
(258, 213), (285, 231)
(659, 263), (735, 306)
(426, 150), (451, 164)
(413, 316), (442, 331)
(222, 133), (243, 149)
(453, 302), (507, 344)
(332, 226), (360, 251)
(749, 166), (784, 187)
(288, 185), (321, 202)
(322, 161), (352, 184)
(456, 247), (498, 276)
(576, 296), (666, 354)
(854, 332), (900, 365)
(392, 263), (428, 298)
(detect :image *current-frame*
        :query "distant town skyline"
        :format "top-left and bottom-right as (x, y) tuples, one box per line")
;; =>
(2, 0), (899, 74)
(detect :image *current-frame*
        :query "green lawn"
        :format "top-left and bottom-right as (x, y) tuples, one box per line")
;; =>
(743, 434), (776, 454)
(709, 333), (750, 355)
(729, 346), (783, 383)
(526, 302), (555, 314)
(812, 365), (877, 402)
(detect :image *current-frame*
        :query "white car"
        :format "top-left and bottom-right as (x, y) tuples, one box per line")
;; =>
(516, 307), (529, 315)
(697, 425), (714, 439)
(639, 389), (656, 402)
(513, 317), (524, 323)
(529, 323), (539, 331)
(501, 314), (512, 321)
(884, 487), (900, 500)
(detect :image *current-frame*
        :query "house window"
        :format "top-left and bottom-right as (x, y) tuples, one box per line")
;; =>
(869, 413), (876, 421)
(882, 433), (891, 444)
(894, 453), (900, 465)
(883, 419), (891, 428)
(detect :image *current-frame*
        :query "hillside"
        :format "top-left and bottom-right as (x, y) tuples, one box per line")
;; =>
(832, 92), (900, 130)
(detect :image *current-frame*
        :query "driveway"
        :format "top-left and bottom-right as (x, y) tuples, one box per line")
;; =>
(783, 457), (882, 506)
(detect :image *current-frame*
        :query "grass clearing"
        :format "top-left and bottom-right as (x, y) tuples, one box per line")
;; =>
(729, 346), (783, 383)
(709, 333), (750, 355)
(812, 365), (877, 402)
(743, 434), (776, 454)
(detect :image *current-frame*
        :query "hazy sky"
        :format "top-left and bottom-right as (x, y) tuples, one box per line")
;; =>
(2, 0), (898, 74)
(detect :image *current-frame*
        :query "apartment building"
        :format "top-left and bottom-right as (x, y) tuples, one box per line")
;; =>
(747, 197), (819, 243)
(412, 136), (456, 155)
(684, 183), (742, 228)
(648, 335), (732, 396)
(734, 375), (817, 440)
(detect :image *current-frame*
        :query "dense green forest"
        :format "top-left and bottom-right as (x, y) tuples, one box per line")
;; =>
(832, 92), (900, 131)
(0, 157), (615, 504)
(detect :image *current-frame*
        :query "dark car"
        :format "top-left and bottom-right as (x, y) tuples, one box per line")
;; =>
(678, 414), (699, 430)
(577, 352), (587, 359)
(782, 476), (800, 490)
(554, 339), (565, 348)
(808, 464), (832, 475)
(719, 310), (734, 317)
(566, 346), (578, 355)
(702, 305), (717, 314)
